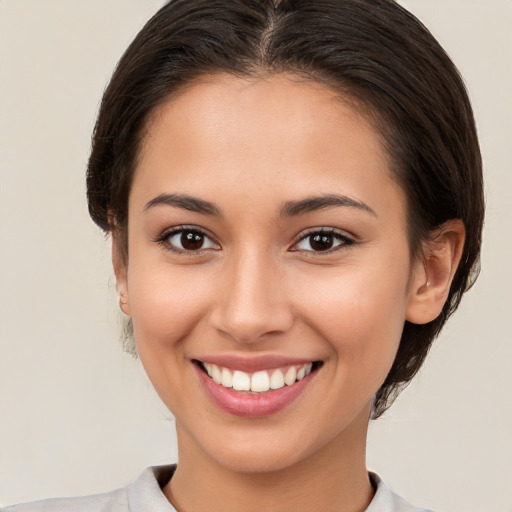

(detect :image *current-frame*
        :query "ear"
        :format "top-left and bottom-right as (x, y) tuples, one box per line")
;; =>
(406, 220), (465, 325)
(112, 231), (131, 317)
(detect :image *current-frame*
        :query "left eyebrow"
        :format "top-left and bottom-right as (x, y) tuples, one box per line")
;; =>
(144, 193), (223, 217)
(280, 194), (376, 217)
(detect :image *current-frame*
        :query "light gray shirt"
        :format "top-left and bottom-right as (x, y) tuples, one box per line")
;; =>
(3, 465), (435, 512)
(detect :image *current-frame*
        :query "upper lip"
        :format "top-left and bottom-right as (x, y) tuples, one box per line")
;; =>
(194, 354), (319, 373)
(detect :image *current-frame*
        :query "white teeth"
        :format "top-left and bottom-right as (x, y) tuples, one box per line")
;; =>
(284, 366), (297, 386)
(251, 371), (270, 392)
(221, 367), (233, 388)
(270, 369), (285, 390)
(202, 362), (315, 393)
(297, 362), (313, 381)
(232, 370), (251, 391)
(211, 365), (222, 384)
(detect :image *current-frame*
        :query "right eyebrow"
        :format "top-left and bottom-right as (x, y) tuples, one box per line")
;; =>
(143, 193), (223, 217)
(280, 193), (376, 217)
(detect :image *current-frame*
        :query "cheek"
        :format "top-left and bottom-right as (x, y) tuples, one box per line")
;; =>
(125, 262), (219, 411)
(127, 263), (215, 349)
(293, 262), (409, 363)
(296, 270), (407, 417)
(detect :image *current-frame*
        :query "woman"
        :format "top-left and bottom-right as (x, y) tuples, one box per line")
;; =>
(4, 0), (484, 511)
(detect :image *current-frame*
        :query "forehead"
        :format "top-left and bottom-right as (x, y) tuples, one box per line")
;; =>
(142, 73), (382, 163)
(133, 73), (403, 219)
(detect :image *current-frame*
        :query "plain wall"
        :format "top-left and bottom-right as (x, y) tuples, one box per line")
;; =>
(0, 1), (511, 510)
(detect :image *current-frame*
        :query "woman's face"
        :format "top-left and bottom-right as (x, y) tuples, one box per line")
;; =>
(117, 74), (423, 473)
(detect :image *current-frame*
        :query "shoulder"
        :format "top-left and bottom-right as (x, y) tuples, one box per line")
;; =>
(2, 488), (128, 512)
(2, 465), (177, 512)
(367, 472), (436, 512)
(4, 467), (435, 512)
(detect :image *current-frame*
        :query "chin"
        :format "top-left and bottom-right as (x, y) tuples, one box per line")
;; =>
(207, 442), (310, 475)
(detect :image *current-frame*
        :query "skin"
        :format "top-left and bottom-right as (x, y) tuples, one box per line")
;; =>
(114, 73), (464, 512)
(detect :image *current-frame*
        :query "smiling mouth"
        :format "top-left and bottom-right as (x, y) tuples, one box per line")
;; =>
(195, 360), (323, 394)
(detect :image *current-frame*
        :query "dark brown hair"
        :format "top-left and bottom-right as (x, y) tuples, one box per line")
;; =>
(87, 0), (484, 418)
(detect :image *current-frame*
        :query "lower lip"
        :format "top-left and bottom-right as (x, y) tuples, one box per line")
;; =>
(195, 364), (317, 418)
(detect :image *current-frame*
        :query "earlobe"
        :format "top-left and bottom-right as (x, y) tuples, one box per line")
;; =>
(406, 220), (465, 325)
(111, 232), (131, 317)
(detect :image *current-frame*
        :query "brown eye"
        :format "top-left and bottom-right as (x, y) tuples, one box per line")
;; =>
(293, 229), (354, 253)
(181, 231), (205, 250)
(309, 233), (334, 251)
(163, 228), (219, 253)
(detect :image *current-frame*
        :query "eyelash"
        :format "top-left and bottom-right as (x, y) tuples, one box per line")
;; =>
(154, 226), (356, 255)
(154, 225), (219, 255)
(292, 228), (356, 254)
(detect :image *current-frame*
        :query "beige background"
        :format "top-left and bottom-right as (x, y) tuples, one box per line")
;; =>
(0, 1), (511, 510)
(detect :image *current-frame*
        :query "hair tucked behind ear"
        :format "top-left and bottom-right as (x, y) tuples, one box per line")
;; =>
(87, 0), (484, 418)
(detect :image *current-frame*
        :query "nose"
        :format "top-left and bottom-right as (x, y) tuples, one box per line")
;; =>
(209, 247), (294, 344)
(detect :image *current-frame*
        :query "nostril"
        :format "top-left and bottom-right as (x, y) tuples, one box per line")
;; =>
(209, 306), (294, 345)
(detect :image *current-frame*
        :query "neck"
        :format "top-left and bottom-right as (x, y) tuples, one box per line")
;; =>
(165, 410), (374, 512)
